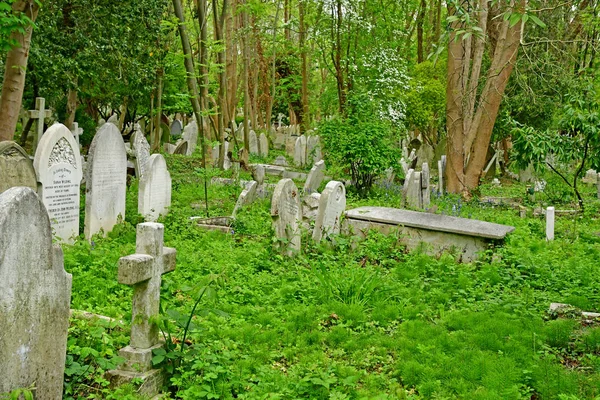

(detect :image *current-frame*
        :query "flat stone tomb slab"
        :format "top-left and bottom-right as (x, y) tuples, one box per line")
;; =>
(345, 206), (514, 240)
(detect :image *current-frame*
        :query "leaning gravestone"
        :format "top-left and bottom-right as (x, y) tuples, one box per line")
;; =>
(294, 135), (307, 167)
(173, 140), (188, 155)
(249, 130), (259, 155)
(312, 181), (346, 243)
(0, 141), (37, 194)
(182, 120), (198, 155)
(271, 178), (302, 256)
(33, 123), (83, 243)
(85, 123), (127, 239)
(259, 132), (269, 157)
(138, 154), (172, 222)
(232, 180), (258, 217)
(107, 222), (176, 397)
(132, 130), (151, 179)
(303, 160), (326, 194)
(421, 163), (430, 207)
(0, 187), (72, 399)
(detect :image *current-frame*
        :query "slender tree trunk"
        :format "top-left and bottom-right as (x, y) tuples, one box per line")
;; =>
(416, 0), (426, 63)
(213, 0), (229, 168)
(299, 0), (309, 130)
(243, 2), (250, 151)
(197, 0), (211, 142)
(153, 70), (164, 151)
(0, 0), (40, 142)
(265, 0), (282, 131)
(64, 81), (78, 129)
(226, 0), (238, 126)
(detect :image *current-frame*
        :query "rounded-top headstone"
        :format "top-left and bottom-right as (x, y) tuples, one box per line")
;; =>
(33, 123), (83, 243)
(138, 154), (172, 222)
(84, 122), (127, 239)
(312, 181), (346, 242)
(0, 187), (72, 398)
(0, 141), (37, 194)
(271, 178), (302, 255)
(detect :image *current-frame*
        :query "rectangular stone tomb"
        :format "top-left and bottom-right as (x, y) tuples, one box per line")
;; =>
(342, 206), (515, 262)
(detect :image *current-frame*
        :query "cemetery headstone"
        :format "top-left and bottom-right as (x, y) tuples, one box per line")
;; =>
(107, 223), (176, 396)
(303, 160), (326, 194)
(232, 180), (258, 217)
(274, 155), (289, 167)
(182, 120), (198, 155)
(546, 207), (555, 241)
(583, 169), (597, 184)
(259, 132), (269, 157)
(421, 163), (430, 207)
(271, 178), (302, 256)
(294, 135), (307, 167)
(249, 130), (259, 155)
(437, 159), (444, 194)
(28, 97), (52, 154)
(138, 154), (172, 222)
(132, 130), (151, 179)
(33, 123), (83, 243)
(85, 123), (127, 239)
(71, 122), (84, 151)
(173, 140), (188, 155)
(163, 143), (177, 154)
(170, 119), (183, 137)
(0, 187), (72, 399)
(107, 114), (119, 124)
(0, 141), (37, 193)
(405, 171), (422, 209)
(312, 181), (346, 243)
(252, 164), (265, 186)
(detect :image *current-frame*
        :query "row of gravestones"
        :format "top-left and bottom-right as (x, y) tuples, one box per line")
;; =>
(288, 134), (322, 168)
(0, 122), (172, 243)
(271, 165), (346, 256)
(0, 186), (175, 397)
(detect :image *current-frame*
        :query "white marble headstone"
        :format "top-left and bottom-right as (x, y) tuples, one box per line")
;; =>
(132, 130), (151, 179)
(249, 130), (259, 155)
(138, 154), (172, 222)
(306, 135), (322, 165)
(312, 181), (346, 243)
(182, 120), (198, 156)
(33, 123), (83, 243)
(0, 187), (72, 399)
(294, 135), (307, 167)
(303, 160), (326, 194)
(84, 123), (127, 239)
(258, 132), (269, 157)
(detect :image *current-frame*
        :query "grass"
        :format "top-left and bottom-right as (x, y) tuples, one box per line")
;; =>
(60, 150), (600, 399)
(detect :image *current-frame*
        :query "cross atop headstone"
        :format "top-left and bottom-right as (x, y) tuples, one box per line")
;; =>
(118, 222), (176, 349)
(29, 97), (52, 154)
(71, 122), (84, 150)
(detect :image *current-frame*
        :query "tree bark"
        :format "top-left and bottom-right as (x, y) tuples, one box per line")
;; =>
(299, 0), (309, 130)
(64, 81), (78, 129)
(416, 0), (426, 63)
(0, 0), (40, 142)
(213, 0), (229, 168)
(243, 2), (250, 151)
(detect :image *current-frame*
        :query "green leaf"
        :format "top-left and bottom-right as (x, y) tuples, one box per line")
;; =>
(529, 14), (546, 28)
(152, 354), (165, 365)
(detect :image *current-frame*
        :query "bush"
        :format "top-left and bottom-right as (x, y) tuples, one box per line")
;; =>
(319, 94), (396, 195)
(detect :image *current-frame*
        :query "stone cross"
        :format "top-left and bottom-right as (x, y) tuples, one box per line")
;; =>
(118, 223), (176, 350)
(29, 97), (52, 154)
(108, 222), (175, 396)
(71, 122), (84, 149)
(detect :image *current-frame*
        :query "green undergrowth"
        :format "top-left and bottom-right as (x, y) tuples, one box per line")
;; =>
(61, 152), (600, 399)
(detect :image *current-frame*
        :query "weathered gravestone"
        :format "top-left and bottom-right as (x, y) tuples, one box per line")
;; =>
(28, 97), (52, 154)
(131, 130), (151, 179)
(138, 154), (172, 222)
(303, 160), (326, 194)
(306, 135), (322, 165)
(403, 170), (422, 209)
(182, 120), (198, 155)
(0, 187), (72, 399)
(312, 181), (346, 243)
(173, 140), (188, 155)
(249, 130), (259, 155)
(107, 222), (176, 396)
(421, 163), (431, 207)
(0, 141), (37, 194)
(71, 122), (84, 151)
(85, 123), (127, 239)
(583, 169), (597, 184)
(232, 180), (258, 217)
(294, 135), (307, 167)
(170, 119), (183, 137)
(259, 132), (269, 157)
(271, 178), (302, 256)
(33, 123), (83, 243)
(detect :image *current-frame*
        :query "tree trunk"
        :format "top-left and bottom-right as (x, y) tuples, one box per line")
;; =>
(416, 0), (426, 63)
(0, 0), (40, 142)
(265, 0), (282, 131)
(299, 0), (309, 130)
(213, 0), (229, 168)
(153, 71), (164, 151)
(64, 81), (78, 129)
(242, 2), (250, 151)
(445, 0), (524, 195)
